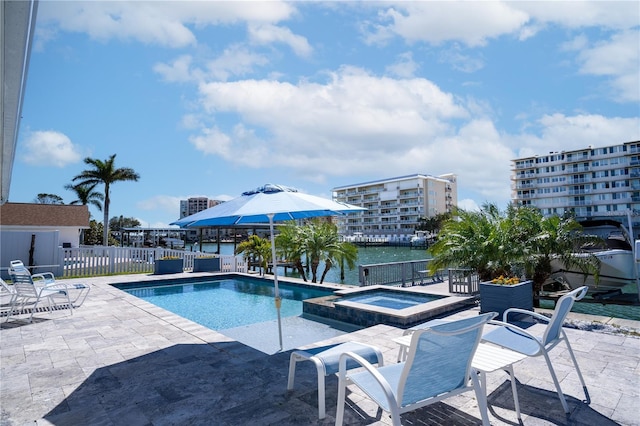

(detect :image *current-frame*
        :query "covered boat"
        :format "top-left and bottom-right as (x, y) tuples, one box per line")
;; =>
(549, 219), (637, 292)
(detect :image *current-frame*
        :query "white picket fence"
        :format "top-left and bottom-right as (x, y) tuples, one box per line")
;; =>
(57, 246), (247, 278)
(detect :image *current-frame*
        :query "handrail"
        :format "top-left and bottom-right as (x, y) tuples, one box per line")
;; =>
(358, 259), (433, 287)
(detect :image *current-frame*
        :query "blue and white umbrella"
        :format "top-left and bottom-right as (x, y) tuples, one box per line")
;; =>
(171, 184), (365, 350)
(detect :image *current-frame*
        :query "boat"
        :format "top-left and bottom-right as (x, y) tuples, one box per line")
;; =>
(410, 231), (431, 246)
(549, 218), (637, 292)
(159, 237), (185, 249)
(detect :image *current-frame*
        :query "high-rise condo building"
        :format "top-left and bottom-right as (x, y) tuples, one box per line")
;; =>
(179, 197), (224, 240)
(332, 173), (457, 238)
(512, 140), (640, 223)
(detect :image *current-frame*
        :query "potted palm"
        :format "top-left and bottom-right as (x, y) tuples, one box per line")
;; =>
(428, 204), (601, 310)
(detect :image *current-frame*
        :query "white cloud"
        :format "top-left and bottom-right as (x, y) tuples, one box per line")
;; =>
(195, 67), (467, 174)
(37, 1), (297, 48)
(365, 2), (529, 47)
(516, 1), (639, 31)
(189, 126), (234, 157)
(514, 113), (640, 158)
(364, 1), (638, 48)
(154, 47), (270, 84)
(205, 46), (270, 81)
(248, 23), (313, 58)
(153, 55), (197, 83)
(20, 130), (84, 167)
(386, 52), (419, 78)
(438, 45), (485, 73)
(457, 198), (481, 212)
(574, 30), (640, 103)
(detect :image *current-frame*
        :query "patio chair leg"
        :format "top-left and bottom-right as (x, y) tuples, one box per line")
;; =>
(506, 365), (521, 421)
(564, 339), (590, 404)
(543, 352), (570, 413)
(471, 371), (491, 426)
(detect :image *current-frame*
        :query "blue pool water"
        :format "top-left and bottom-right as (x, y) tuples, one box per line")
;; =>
(122, 278), (333, 330)
(338, 290), (444, 310)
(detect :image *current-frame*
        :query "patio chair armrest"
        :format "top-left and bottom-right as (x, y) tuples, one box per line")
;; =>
(31, 272), (56, 284)
(338, 351), (399, 408)
(487, 319), (542, 342)
(503, 308), (550, 324)
(40, 282), (70, 293)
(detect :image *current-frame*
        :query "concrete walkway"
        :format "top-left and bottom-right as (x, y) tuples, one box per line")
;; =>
(1, 273), (639, 425)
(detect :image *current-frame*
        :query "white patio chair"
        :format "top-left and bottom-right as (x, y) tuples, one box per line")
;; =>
(9, 260), (90, 308)
(482, 286), (591, 413)
(335, 313), (496, 426)
(6, 264), (73, 322)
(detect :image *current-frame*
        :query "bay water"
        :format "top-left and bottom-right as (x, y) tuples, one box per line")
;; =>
(190, 242), (639, 320)
(190, 242), (429, 285)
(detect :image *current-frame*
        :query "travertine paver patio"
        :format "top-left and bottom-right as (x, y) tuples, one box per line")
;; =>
(1, 273), (639, 425)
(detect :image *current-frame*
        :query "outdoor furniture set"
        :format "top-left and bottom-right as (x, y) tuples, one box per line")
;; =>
(288, 286), (590, 425)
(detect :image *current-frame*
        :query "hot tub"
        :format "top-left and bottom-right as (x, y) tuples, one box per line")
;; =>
(303, 285), (476, 328)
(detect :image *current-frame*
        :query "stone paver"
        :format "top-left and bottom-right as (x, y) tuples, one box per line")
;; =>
(1, 273), (638, 425)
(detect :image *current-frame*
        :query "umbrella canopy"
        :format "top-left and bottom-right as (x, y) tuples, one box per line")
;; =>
(172, 184), (364, 228)
(170, 184), (365, 351)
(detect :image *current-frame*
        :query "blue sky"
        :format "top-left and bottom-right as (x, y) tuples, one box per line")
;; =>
(10, 0), (640, 227)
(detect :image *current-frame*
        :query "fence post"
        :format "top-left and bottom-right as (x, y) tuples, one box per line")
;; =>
(108, 246), (115, 274)
(401, 262), (408, 287)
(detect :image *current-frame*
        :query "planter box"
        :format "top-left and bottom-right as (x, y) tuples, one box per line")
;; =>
(479, 280), (533, 318)
(154, 258), (184, 275)
(193, 257), (220, 273)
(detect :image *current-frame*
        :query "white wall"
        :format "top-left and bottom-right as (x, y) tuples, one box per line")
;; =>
(0, 230), (62, 279)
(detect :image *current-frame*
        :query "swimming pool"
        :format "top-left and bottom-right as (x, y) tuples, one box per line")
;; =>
(337, 290), (444, 310)
(119, 277), (334, 331)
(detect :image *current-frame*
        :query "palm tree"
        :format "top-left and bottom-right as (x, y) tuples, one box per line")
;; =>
(34, 193), (64, 204)
(72, 154), (140, 246)
(335, 241), (358, 281)
(320, 240), (358, 283)
(236, 235), (272, 276)
(275, 221), (308, 281)
(303, 219), (340, 284)
(64, 183), (104, 212)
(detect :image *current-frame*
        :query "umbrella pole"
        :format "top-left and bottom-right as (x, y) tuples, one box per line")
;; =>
(268, 214), (283, 351)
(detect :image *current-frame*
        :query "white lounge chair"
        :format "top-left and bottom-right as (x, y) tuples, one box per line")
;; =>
(6, 266), (73, 323)
(1, 278), (18, 316)
(482, 286), (591, 413)
(9, 260), (90, 308)
(335, 313), (496, 426)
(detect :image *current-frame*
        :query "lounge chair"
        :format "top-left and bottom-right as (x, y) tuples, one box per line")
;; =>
(481, 286), (590, 413)
(5, 266), (73, 323)
(1, 278), (18, 316)
(287, 341), (383, 419)
(9, 260), (90, 308)
(335, 313), (496, 426)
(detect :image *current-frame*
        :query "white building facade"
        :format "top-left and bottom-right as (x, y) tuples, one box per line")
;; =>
(332, 174), (457, 238)
(512, 140), (640, 220)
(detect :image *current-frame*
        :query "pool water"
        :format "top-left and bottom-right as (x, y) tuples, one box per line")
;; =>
(123, 278), (333, 330)
(338, 290), (444, 310)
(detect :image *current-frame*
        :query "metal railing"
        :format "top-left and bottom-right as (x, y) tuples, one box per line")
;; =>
(358, 259), (432, 287)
